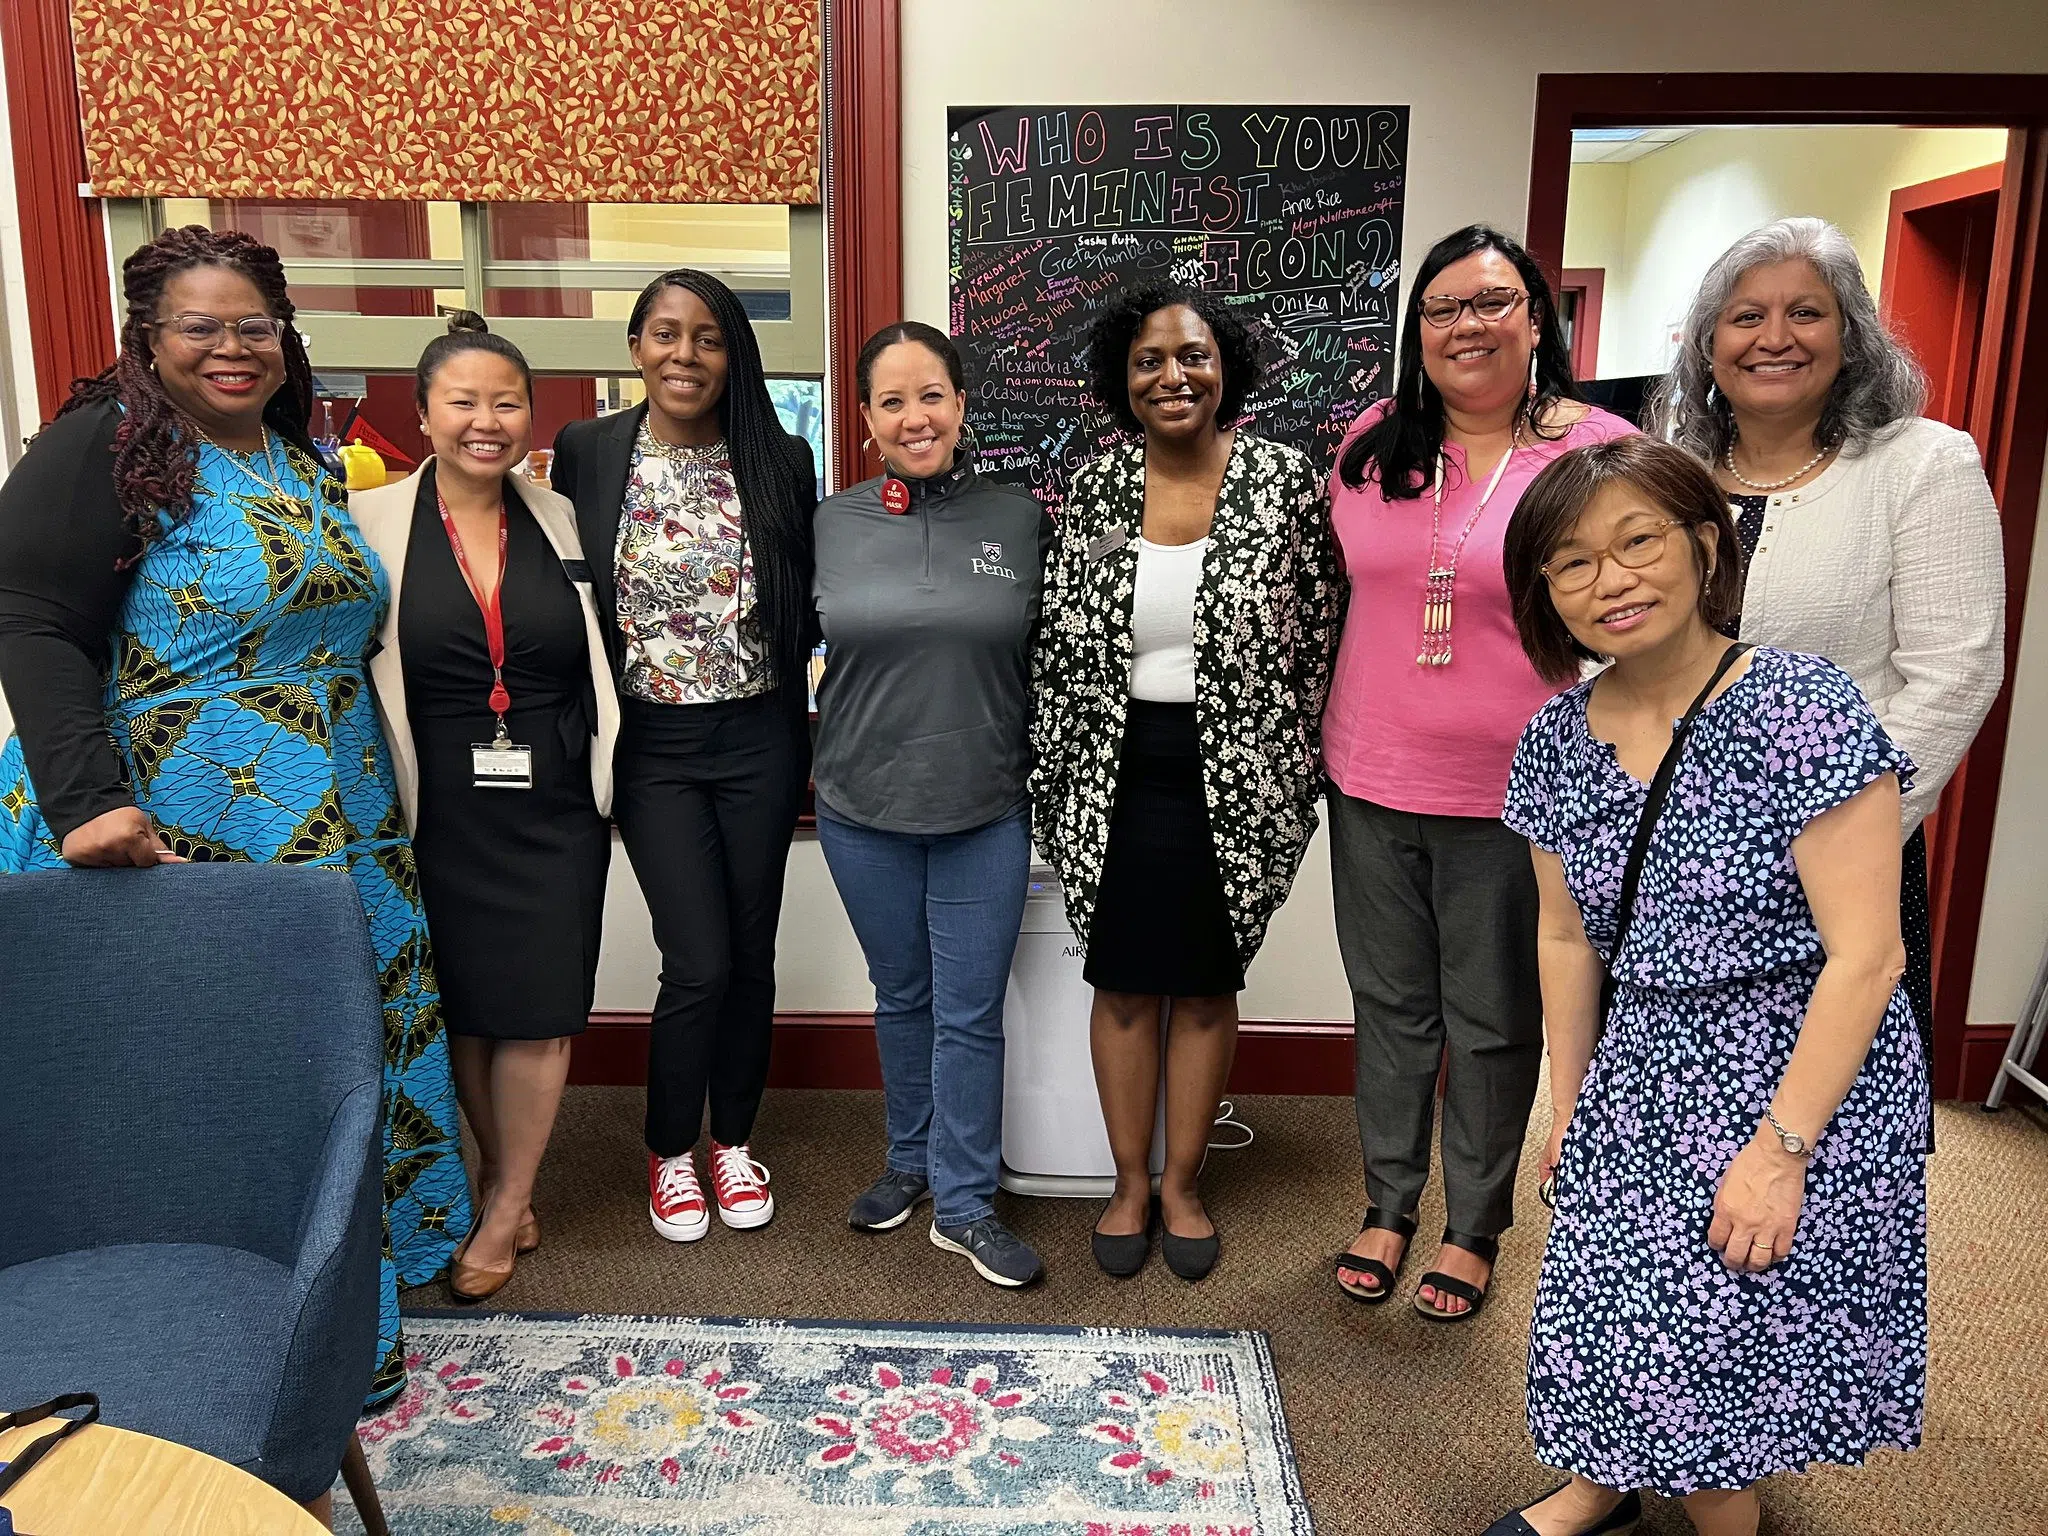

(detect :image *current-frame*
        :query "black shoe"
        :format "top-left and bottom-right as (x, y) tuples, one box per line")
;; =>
(1481, 1485), (1641, 1535)
(1335, 1207), (1417, 1305)
(848, 1168), (930, 1232)
(1159, 1209), (1219, 1282)
(930, 1217), (1045, 1288)
(1414, 1228), (1499, 1323)
(1091, 1197), (1154, 1278)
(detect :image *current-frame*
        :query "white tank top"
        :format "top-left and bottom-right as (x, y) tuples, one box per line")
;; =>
(1128, 536), (1209, 703)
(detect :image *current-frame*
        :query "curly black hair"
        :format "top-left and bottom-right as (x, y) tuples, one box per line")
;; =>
(61, 226), (313, 562)
(1085, 281), (1263, 436)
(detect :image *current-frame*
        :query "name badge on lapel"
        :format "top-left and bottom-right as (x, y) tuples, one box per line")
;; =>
(1085, 526), (1131, 564)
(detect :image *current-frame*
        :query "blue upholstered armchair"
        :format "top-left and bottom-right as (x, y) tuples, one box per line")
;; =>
(0, 863), (385, 1505)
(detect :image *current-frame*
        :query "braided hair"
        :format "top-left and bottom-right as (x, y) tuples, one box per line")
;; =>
(60, 226), (313, 558)
(627, 268), (815, 687)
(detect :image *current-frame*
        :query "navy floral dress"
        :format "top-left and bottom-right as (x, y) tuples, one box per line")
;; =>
(1502, 647), (1927, 1495)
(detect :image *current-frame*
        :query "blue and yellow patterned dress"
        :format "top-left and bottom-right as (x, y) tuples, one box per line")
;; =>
(0, 431), (471, 1405)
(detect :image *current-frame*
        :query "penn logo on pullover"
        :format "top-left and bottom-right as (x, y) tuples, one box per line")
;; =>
(972, 541), (1017, 580)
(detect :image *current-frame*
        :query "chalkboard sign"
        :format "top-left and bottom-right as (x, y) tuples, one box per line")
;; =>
(948, 104), (1409, 513)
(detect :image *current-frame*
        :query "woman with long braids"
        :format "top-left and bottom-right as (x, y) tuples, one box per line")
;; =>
(0, 226), (470, 1405)
(552, 269), (816, 1244)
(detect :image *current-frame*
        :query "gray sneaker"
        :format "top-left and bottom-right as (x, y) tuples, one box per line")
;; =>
(930, 1217), (1045, 1288)
(848, 1168), (930, 1232)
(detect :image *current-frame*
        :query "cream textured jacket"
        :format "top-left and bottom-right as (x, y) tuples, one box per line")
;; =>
(1735, 416), (2003, 833)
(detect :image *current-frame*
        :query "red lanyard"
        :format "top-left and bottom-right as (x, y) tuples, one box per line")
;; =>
(436, 491), (511, 719)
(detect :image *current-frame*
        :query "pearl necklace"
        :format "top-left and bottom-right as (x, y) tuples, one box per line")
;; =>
(1723, 437), (1831, 493)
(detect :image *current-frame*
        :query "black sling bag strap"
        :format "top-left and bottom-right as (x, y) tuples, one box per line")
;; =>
(1599, 642), (1754, 1025)
(0, 1392), (101, 1502)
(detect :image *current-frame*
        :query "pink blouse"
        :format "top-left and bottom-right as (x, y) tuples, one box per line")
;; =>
(1322, 400), (1636, 817)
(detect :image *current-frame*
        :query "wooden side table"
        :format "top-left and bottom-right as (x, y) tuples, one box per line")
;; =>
(0, 1420), (326, 1535)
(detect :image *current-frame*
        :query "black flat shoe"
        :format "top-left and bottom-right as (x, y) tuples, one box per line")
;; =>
(1481, 1484), (1641, 1535)
(1414, 1227), (1499, 1323)
(1160, 1219), (1219, 1282)
(1335, 1207), (1417, 1304)
(1091, 1198), (1153, 1278)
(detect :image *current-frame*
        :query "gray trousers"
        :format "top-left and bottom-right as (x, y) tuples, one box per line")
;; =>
(1328, 790), (1543, 1236)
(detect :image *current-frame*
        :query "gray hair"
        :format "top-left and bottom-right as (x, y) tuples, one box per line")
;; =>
(1648, 216), (1925, 462)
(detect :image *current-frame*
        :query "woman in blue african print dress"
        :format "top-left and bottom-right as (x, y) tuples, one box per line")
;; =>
(1482, 436), (1927, 1536)
(0, 227), (468, 1408)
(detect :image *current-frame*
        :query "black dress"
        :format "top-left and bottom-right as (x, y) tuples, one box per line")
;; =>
(400, 467), (610, 1039)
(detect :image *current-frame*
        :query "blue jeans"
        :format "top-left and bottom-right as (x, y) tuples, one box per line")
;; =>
(816, 804), (1030, 1225)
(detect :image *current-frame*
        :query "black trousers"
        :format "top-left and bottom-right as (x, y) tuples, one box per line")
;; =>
(1328, 790), (1544, 1237)
(614, 690), (807, 1157)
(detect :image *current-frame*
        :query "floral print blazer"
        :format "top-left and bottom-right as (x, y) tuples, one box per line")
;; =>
(1028, 432), (1345, 969)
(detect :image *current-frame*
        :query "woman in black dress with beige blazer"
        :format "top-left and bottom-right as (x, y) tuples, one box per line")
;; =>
(352, 315), (618, 1302)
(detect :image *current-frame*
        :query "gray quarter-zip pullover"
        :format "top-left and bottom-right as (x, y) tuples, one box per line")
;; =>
(812, 456), (1051, 835)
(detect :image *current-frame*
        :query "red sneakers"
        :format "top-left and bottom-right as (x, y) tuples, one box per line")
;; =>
(648, 1150), (710, 1242)
(709, 1142), (776, 1229)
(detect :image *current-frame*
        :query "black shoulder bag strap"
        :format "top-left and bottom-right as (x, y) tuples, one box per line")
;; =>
(1599, 643), (1753, 1024)
(0, 1392), (101, 1504)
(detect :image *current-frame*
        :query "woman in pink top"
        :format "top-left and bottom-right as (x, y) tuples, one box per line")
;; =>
(1325, 226), (1634, 1320)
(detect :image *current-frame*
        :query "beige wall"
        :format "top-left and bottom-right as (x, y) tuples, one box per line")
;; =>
(1566, 126), (2009, 379)
(886, 0), (2048, 1031)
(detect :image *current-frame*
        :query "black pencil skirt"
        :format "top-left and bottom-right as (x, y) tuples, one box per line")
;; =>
(412, 704), (611, 1040)
(1083, 699), (1245, 997)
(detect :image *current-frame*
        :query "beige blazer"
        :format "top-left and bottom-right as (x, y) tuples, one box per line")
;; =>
(350, 460), (619, 828)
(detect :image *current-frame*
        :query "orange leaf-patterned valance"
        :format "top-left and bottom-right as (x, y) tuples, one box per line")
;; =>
(69, 1), (820, 204)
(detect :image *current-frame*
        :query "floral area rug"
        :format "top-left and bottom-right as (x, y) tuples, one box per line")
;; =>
(335, 1310), (1313, 1536)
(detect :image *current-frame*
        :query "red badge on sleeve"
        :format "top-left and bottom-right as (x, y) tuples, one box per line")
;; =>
(881, 477), (910, 514)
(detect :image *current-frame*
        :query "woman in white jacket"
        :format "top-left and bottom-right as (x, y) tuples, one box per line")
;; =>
(353, 313), (619, 1302)
(1651, 215), (2004, 1073)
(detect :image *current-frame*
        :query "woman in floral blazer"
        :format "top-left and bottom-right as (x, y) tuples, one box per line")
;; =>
(1030, 282), (1342, 1283)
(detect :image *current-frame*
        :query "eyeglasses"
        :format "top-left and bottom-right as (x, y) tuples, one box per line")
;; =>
(1540, 519), (1682, 593)
(1418, 286), (1526, 328)
(153, 314), (285, 350)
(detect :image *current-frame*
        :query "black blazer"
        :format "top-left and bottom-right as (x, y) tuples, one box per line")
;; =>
(550, 402), (820, 678)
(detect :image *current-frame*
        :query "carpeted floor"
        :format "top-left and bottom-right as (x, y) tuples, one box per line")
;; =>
(408, 1088), (2048, 1536)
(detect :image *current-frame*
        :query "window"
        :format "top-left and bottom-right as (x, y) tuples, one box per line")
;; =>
(106, 199), (826, 486)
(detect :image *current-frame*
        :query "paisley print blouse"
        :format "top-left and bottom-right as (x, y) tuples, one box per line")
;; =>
(1029, 433), (1345, 968)
(614, 421), (768, 704)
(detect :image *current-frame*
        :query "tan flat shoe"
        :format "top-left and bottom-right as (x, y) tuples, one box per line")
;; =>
(517, 1207), (540, 1255)
(448, 1232), (516, 1304)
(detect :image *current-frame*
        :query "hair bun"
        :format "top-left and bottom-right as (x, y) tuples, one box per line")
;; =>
(445, 309), (489, 335)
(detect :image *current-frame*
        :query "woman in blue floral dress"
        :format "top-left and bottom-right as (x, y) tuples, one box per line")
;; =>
(1482, 436), (1927, 1536)
(0, 227), (469, 1407)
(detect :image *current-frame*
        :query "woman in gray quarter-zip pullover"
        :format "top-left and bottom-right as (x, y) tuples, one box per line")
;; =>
(812, 321), (1053, 1291)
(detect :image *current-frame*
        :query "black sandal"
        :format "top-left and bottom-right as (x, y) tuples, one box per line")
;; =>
(1414, 1228), (1499, 1322)
(1334, 1208), (1416, 1304)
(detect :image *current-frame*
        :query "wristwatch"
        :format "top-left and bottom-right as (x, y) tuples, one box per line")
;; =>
(1763, 1106), (1811, 1157)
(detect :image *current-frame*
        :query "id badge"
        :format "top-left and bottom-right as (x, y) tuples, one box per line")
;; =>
(472, 738), (534, 790)
(1086, 526), (1131, 563)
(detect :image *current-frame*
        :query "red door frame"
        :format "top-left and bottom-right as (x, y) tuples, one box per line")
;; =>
(1559, 266), (1606, 379)
(824, 0), (901, 492)
(1880, 162), (2004, 429)
(1528, 75), (2048, 1100)
(0, 0), (116, 425)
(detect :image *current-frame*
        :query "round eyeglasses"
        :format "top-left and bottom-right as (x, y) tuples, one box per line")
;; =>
(1540, 520), (1681, 594)
(1418, 286), (1525, 329)
(153, 314), (285, 351)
